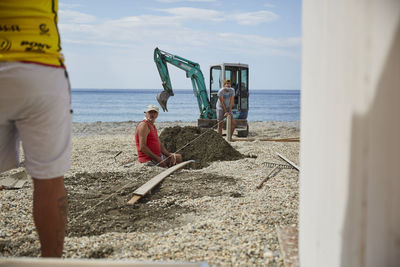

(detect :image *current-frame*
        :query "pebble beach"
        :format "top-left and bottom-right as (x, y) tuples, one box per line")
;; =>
(0, 121), (300, 266)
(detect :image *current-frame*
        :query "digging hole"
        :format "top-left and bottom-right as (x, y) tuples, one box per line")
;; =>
(66, 171), (236, 237)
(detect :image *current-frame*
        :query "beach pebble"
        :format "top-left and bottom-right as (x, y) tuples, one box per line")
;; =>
(0, 121), (300, 266)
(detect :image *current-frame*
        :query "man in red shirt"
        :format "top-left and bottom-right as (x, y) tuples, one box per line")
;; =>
(135, 105), (182, 167)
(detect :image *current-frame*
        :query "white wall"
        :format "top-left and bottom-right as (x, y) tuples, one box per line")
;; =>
(300, 1), (400, 266)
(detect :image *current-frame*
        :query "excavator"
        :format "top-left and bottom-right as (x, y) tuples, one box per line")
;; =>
(154, 47), (249, 137)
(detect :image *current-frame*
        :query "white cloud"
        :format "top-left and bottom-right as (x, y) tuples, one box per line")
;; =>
(231, 10), (279, 25)
(219, 33), (300, 47)
(59, 3), (82, 9)
(59, 9), (96, 24)
(61, 21), (300, 59)
(216, 33), (301, 58)
(157, 7), (278, 25)
(59, 6), (298, 58)
(159, 7), (223, 22)
(61, 38), (133, 48)
(107, 15), (181, 28)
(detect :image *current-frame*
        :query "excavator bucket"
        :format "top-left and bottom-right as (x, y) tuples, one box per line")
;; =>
(157, 91), (171, 112)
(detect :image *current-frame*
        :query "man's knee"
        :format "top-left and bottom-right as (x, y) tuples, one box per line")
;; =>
(33, 176), (65, 192)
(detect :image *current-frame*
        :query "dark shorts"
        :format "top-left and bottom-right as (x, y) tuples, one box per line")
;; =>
(147, 154), (167, 166)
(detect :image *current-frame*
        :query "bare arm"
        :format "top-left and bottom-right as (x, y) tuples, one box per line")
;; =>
(219, 96), (228, 114)
(160, 143), (171, 158)
(161, 143), (181, 167)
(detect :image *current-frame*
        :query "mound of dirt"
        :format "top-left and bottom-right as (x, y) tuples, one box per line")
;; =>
(159, 126), (243, 169)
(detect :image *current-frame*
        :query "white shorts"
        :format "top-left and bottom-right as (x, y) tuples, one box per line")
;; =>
(216, 108), (225, 121)
(0, 62), (72, 179)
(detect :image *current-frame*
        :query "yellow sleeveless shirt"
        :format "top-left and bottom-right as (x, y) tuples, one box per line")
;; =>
(0, 0), (64, 67)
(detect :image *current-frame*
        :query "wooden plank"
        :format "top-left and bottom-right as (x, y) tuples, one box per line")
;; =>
(134, 160), (195, 196)
(10, 170), (27, 180)
(127, 195), (141, 205)
(0, 170), (27, 189)
(12, 180), (26, 189)
(232, 137), (299, 142)
(127, 160), (195, 205)
(276, 153), (299, 171)
(260, 138), (299, 142)
(276, 225), (299, 267)
(0, 177), (17, 188)
(1, 178), (26, 189)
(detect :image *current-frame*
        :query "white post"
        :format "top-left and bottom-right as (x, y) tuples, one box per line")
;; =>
(300, 1), (400, 266)
(226, 114), (232, 142)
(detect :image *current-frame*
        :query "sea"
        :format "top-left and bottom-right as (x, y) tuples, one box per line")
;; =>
(71, 89), (300, 123)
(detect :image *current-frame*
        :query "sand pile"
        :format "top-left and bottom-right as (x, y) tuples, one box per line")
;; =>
(159, 126), (244, 169)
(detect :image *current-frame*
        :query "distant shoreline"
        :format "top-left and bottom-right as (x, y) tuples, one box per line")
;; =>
(72, 120), (300, 137)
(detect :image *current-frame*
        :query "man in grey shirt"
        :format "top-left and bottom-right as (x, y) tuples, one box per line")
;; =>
(216, 79), (236, 139)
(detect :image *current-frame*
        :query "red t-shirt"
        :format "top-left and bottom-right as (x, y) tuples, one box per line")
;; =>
(135, 120), (161, 163)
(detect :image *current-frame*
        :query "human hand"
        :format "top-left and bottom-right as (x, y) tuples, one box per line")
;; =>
(157, 157), (167, 168)
(158, 161), (167, 168)
(168, 154), (177, 167)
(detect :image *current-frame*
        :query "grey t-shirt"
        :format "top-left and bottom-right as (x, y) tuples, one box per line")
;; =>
(216, 87), (235, 111)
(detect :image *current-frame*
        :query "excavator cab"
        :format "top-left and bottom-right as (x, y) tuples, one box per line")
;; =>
(209, 63), (249, 119)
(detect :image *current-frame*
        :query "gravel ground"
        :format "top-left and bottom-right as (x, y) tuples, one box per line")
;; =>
(0, 121), (300, 266)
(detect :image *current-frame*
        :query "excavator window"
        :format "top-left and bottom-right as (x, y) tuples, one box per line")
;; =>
(225, 68), (239, 109)
(240, 68), (249, 110)
(210, 66), (222, 109)
(210, 67), (221, 92)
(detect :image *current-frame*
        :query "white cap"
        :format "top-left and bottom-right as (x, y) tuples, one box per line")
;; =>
(144, 104), (159, 113)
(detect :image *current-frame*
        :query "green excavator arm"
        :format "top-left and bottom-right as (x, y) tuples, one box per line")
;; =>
(153, 47), (214, 119)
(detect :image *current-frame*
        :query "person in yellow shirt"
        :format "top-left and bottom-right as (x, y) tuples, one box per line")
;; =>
(0, 0), (70, 257)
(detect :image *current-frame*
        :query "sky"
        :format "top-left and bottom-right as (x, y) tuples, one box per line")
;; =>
(58, 0), (301, 90)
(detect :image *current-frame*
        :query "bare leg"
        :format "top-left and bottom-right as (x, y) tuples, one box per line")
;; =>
(217, 120), (223, 135)
(230, 119), (236, 139)
(32, 176), (67, 257)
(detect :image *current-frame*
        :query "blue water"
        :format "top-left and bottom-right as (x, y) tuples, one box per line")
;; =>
(71, 89), (300, 122)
